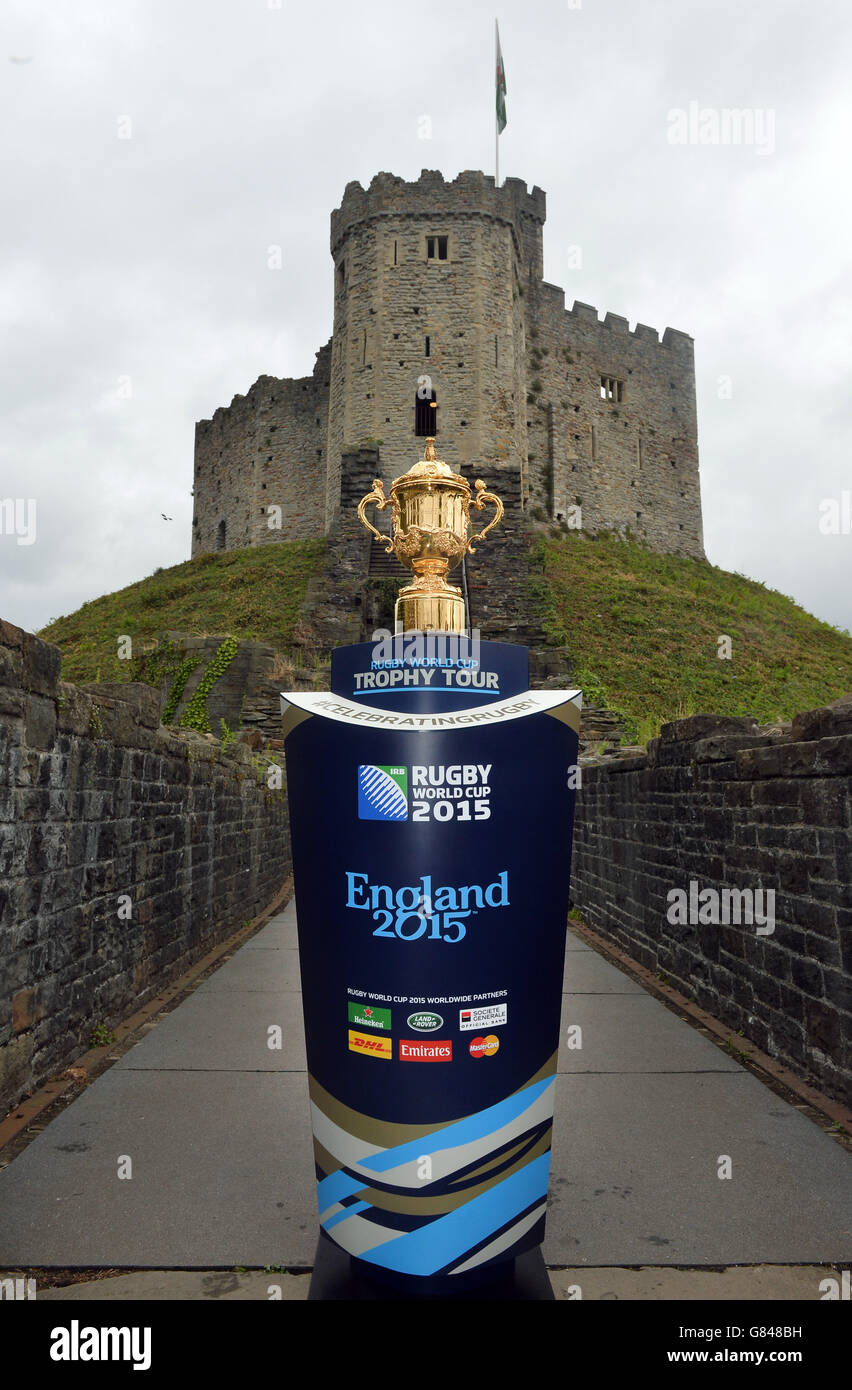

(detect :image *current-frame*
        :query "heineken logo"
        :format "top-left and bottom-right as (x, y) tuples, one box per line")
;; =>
(348, 1001), (392, 1031)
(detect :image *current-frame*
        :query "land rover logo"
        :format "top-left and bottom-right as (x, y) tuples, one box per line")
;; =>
(407, 1011), (443, 1033)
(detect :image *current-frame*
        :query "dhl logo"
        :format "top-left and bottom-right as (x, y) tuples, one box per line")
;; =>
(348, 1028), (392, 1060)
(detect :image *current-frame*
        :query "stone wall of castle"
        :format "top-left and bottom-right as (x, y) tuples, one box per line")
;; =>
(524, 286), (704, 557)
(0, 619), (291, 1114)
(191, 169), (703, 562)
(192, 345), (330, 557)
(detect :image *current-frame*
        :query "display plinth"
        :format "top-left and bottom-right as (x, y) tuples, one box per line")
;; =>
(281, 637), (581, 1297)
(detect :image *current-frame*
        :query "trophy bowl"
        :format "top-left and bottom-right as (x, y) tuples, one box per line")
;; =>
(357, 438), (503, 633)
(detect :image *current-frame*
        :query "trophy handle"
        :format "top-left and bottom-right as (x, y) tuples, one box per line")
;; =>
(467, 480), (504, 554)
(357, 479), (394, 553)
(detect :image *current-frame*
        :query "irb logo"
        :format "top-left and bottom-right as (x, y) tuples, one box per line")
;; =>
(358, 765), (408, 821)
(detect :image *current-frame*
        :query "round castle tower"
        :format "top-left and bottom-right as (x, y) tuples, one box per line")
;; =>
(325, 169), (546, 525)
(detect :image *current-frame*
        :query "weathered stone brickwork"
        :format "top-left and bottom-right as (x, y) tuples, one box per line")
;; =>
(570, 704), (852, 1105)
(0, 619), (291, 1114)
(526, 292), (703, 556)
(192, 345), (330, 556)
(192, 169), (703, 561)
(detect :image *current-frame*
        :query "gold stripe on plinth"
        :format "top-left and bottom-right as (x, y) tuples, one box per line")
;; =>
(280, 699), (314, 740)
(545, 698), (582, 733)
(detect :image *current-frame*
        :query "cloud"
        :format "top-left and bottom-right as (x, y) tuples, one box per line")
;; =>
(1, 0), (850, 638)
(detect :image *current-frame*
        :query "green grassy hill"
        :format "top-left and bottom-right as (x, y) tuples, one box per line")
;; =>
(38, 540), (326, 685)
(38, 531), (852, 747)
(533, 531), (852, 743)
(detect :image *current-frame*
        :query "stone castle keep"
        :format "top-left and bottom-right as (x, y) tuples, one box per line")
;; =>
(192, 169), (704, 561)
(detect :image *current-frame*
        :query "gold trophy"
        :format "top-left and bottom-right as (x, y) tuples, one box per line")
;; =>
(357, 438), (504, 633)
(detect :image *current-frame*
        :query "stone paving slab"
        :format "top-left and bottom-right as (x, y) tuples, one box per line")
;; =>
(0, 900), (850, 1273)
(0, 1071), (316, 1267)
(545, 1072), (852, 1266)
(562, 949), (646, 994)
(557, 994), (741, 1073)
(37, 1271), (311, 1300)
(31, 1265), (833, 1301)
(115, 990), (306, 1073)
(242, 905), (299, 950)
(193, 948), (302, 993)
(548, 1265), (835, 1301)
(563, 930), (593, 952)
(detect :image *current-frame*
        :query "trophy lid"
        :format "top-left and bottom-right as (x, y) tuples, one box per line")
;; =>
(392, 438), (468, 489)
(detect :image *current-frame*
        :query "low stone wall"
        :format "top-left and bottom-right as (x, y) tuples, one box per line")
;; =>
(0, 620), (291, 1115)
(570, 706), (852, 1105)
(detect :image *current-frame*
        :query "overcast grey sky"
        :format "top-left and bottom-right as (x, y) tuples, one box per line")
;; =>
(2, 0), (850, 636)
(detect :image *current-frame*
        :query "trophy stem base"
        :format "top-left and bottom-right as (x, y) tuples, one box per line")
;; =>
(395, 584), (466, 635)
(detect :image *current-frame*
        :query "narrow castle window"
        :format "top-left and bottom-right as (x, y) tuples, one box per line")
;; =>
(362, 330), (367, 365)
(600, 376), (624, 403)
(426, 236), (448, 261)
(495, 335), (498, 366)
(216, 519), (227, 550)
(415, 388), (438, 436)
(393, 239), (398, 265)
(591, 425), (597, 461)
(425, 336), (430, 357)
(337, 260), (345, 288)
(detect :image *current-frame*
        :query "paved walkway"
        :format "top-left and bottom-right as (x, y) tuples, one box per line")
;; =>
(1, 898), (850, 1275)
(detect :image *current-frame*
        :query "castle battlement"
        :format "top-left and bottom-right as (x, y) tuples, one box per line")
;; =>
(192, 169), (704, 563)
(331, 168), (546, 260)
(538, 286), (693, 352)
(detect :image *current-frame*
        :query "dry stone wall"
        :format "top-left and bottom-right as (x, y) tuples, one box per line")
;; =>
(0, 619), (291, 1114)
(570, 705), (852, 1105)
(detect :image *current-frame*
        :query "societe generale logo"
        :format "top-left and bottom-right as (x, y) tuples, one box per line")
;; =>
(399, 1039), (453, 1062)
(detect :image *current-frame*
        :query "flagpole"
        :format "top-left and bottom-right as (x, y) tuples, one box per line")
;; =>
(495, 18), (499, 187)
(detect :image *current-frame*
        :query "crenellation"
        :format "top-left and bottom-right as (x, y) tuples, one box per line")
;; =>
(193, 168), (703, 567)
(633, 322), (660, 343)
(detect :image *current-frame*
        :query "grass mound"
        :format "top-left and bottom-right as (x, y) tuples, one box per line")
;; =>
(38, 540), (326, 685)
(533, 530), (852, 744)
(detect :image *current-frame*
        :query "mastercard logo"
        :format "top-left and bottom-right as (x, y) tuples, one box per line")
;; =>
(469, 1034), (500, 1059)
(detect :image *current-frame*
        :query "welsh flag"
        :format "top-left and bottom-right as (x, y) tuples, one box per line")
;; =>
(496, 21), (507, 133)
